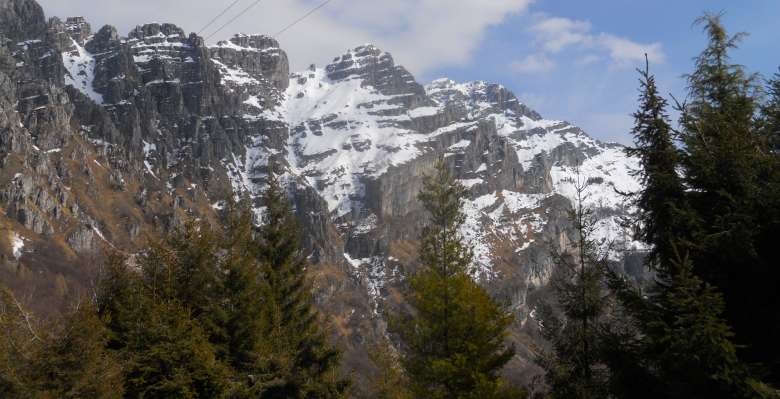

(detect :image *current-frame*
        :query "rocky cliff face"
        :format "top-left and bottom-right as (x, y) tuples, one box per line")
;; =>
(0, 0), (647, 391)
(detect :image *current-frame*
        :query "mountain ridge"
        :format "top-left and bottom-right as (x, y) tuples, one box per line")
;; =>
(0, 1), (647, 389)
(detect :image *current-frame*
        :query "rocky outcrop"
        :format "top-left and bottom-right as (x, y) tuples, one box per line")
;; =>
(0, 0), (46, 43)
(327, 44), (431, 109)
(209, 34), (289, 92)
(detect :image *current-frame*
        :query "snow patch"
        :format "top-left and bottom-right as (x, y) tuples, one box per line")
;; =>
(11, 232), (24, 260)
(62, 39), (103, 104)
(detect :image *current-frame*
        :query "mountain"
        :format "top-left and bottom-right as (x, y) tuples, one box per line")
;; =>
(0, 0), (646, 389)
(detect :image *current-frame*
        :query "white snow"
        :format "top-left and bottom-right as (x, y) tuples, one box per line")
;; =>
(458, 178), (483, 188)
(62, 39), (103, 104)
(281, 68), (477, 217)
(408, 106), (440, 118)
(199, 54), (643, 277)
(448, 139), (471, 150)
(11, 232), (24, 260)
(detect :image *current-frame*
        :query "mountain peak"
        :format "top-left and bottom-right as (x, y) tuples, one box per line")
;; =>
(326, 43), (392, 80)
(227, 33), (279, 51)
(128, 22), (186, 40)
(323, 43), (427, 99)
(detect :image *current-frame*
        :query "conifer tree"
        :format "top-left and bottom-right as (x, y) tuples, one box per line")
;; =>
(677, 13), (779, 381)
(601, 38), (777, 397)
(625, 57), (690, 270)
(146, 222), (228, 351)
(604, 254), (775, 398)
(396, 160), (515, 399)
(254, 166), (348, 398)
(536, 172), (610, 399)
(760, 69), (780, 153)
(122, 301), (231, 398)
(97, 227), (234, 398)
(30, 302), (124, 399)
(220, 203), (265, 376)
(96, 253), (143, 351)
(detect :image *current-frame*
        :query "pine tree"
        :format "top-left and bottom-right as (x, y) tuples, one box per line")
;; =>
(97, 228), (234, 398)
(96, 252), (142, 351)
(757, 69), (780, 382)
(600, 37), (778, 397)
(677, 13), (779, 382)
(395, 160), (515, 399)
(254, 167), (348, 398)
(29, 302), (124, 399)
(122, 301), (232, 398)
(145, 222), (228, 352)
(605, 254), (775, 398)
(625, 57), (690, 270)
(220, 203), (265, 376)
(760, 69), (780, 153)
(536, 171), (610, 399)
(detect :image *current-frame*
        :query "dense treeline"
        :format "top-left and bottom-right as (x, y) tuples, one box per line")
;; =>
(537, 13), (780, 398)
(1, 12), (779, 399)
(0, 169), (348, 398)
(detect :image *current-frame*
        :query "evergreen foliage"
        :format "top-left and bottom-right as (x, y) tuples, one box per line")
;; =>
(30, 302), (124, 399)
(676, 13), (780, 382)
(760, 69), (780, 153)
(625, 57), (691, 271)
(253, 168), (349, 398)
(536, 172), (611, 399)
(395, 160), (516, 399)
(90, 170), (349, 398)
(220, 203), (265, 374)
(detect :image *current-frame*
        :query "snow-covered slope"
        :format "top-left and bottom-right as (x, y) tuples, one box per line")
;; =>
(251, 46), (643, 283)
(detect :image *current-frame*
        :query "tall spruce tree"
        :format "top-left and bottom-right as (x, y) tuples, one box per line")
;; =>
(604, 253), (775, 398)
(395, 160), (516, 399)
(757, 70), (780, 381)
(760, 69), (780, 153)
(677, 13), (779, 382)
(536, 171), (611, 399)
(625, 57), (690, 270)
(30, 302), (124, 399)
(601, 45), (777, 398)
(96, 225), (234, 398)
(220, 203), (266, 380)
(254, 166), (348, 398)
(121, 300), (232, 398)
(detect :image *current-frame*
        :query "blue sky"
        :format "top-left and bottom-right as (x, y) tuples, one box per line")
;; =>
(38, 0), (780, 144)
(425, 1), (780, 144)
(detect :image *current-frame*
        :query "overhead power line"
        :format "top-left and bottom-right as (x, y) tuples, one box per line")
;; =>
(205, 0), (265, 41)
(273, 0), (334, 38)
(197, 0), (243, 35)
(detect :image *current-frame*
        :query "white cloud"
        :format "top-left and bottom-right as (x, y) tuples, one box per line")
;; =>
(529, 16), (592, 53)
(521, 15), (665, 68)
(598, 33), (665, 65)
(510, 53), (555, 74)
(37, 0), (533, 75)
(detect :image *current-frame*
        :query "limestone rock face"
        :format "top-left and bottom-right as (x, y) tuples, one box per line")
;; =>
(209, 34), (290, 92)
(0, 1), (648, 391)
(0, 0), (46, 43)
